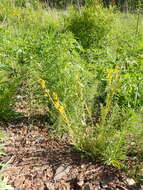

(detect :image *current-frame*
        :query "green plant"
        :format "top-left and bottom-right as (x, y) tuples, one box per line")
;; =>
(67, 5), (114, 49)
(69, 66), (143, 168)
(1, 0), (143, 173)
(0, 64), (19, 120)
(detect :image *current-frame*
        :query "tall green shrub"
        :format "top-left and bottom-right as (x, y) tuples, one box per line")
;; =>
(67, 5), (114, 49)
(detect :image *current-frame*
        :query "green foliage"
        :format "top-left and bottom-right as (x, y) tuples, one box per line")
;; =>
(69, 66), (143, 167)
(0, 64), (19, 120)
(0, 0), (143, 176)
(66, 7), (143, 168)
(67, 5), (114, 49)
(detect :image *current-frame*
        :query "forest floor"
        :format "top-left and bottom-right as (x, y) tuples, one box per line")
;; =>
(0, 100), (143, 190)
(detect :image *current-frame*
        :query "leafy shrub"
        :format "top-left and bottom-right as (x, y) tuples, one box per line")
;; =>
(67, 5), (114, 49)
(68, 68), (143, 167)
(27, 28), (96, 127)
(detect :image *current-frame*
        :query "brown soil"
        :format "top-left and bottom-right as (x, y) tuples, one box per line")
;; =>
(0, 117), (142, 190)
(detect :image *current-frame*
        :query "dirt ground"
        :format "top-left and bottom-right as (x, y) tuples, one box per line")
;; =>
(0, 116), (142, 190)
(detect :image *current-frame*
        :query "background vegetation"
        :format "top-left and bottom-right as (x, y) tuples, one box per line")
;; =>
(0, 0), (143, 185)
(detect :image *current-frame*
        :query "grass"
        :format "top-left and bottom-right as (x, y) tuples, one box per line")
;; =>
(0, 0), (143, 183)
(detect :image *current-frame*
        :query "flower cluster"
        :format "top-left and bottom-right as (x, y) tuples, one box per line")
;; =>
(38, 79), (68, 123)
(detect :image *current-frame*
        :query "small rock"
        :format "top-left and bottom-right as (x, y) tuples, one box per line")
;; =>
(54, 165), (70, 181)
(126, 178), (136, 186)
(55, 165), (66, 174)
(81, 164), (86, 169)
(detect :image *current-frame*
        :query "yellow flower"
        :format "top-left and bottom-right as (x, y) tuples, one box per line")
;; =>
(38, 79), (69, 123)
(54, 101), (61, 110)
(52, 92), (58, 101)
(38, 79), (46, 89)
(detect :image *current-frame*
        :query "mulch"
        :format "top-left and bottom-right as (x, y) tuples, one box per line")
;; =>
(0, 118), (142, 190)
